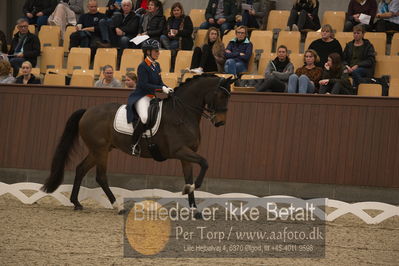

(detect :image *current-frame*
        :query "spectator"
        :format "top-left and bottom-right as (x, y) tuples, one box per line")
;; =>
(308, 24), (343, 67)
(135, 0), (164, 14)
(160, 2), (193, 50)
(319, 53), (353, 94)
(137, 0), (166, 42)
(105, 0), (121, 18)
(125, 71), (137, 89)
(200, 0), (237, 36)
(288, 49), (323, 93)
(48, 0), (84, 38)
(343, 24), (376, 89)
(190, 27), (225, 74)
(224, 26), (253, 75)
(344, 0), (377, 32)
(375, 0), (399, 32)
(15, 61), (41, 84)
(256, 45), (294, 93)
(286, 0), (320, 31)
(0, 30), (7, 54)
(94, 65), (122, 87)
(97, 0), (140, 52)
(23, 0), (58, 29)
(69, 0), (106, 49)
(0, 61), (16, 84)
(235, 0), (271, 29)
(9, 18), (41, 77)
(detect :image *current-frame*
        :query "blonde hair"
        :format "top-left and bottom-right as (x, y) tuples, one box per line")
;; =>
(125, 71), (137, 81)
(204, 27), (224, 57)
(295, 0), (317, 7)
(0, 60), (12, 76)
(22, 61), (32, 69)
(304, 49), (320, 63)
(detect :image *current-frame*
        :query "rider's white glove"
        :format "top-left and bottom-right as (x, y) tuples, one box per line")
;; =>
(162, 86), (174, 94)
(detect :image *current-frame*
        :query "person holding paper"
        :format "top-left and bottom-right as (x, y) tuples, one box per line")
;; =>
(344, 0), (377, 32)
(286, 0), (320, 31)
(138, 0), (166, 42)
(375, 0), (399, 32)
(160, 2), (193, 50)
(200, 0), (237, 36)
(235, 0), (271, 29)
(343, 24), (376, 90)
(126, 39), (173, 155)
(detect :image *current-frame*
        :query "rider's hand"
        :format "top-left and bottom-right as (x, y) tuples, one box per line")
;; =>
(162, 86), (174, 94)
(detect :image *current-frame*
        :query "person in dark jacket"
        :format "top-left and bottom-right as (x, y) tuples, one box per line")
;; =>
(15, 61), (41, 84)
(286, 0), (320, 31)
(138, 0), (166, 42)
(344, 0), (377, 32)
(200, 0), (237, 36)
(309, 24), (343, 67)
(235, 0), (271, 29)
(126, 39), (173, 155)
(97, 0), (140, 52)
(23, 0), (58, 29)
(105, 0), (121, 18)
(224, 26), (253, 75)
(0, 30), (7, 54)
(160, 2), (193, 50)
(9, 18), (41, 77)
(319, 53), (353, 95)
(342, 24), (376, 89)
(69, 0), (106, 49)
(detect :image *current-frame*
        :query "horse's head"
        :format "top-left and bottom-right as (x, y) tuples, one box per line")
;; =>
(204, 77), (235, 127)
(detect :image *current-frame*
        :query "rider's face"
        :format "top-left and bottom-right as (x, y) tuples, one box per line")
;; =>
(150, 49), (159, 60)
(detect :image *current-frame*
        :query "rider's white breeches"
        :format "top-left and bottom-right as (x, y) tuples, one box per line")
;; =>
(135, 96), (152, 124)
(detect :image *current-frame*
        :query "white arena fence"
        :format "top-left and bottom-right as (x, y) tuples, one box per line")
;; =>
(0, 182), (398, 225)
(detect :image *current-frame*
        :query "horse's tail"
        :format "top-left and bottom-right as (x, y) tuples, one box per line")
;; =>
(41, 109), (86, 193)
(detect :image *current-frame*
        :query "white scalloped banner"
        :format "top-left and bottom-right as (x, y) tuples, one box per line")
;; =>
(0, 182), (398, 224)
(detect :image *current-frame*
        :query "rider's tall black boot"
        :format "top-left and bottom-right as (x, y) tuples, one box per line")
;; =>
(131, 121), (145, 155)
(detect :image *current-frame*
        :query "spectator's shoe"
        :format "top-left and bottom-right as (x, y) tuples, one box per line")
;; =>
(292, 24), (299, 31)
(96, 40), (111, 48)
(190, 67), (204, 74)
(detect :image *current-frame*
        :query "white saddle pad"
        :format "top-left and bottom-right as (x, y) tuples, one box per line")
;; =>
(113, 103), (163, 137)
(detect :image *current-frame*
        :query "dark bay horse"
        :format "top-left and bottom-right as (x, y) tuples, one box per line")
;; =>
(41, 74), (235, 214)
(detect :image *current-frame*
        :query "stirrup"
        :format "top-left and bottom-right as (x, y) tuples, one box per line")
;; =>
(131, 143), (141, 156)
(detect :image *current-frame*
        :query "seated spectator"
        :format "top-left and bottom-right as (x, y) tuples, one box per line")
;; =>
(309, 24), (343, 67)
(125, 71), (137, 89)
(319, 53), (353, 94)
(69, 0), (105, 49)
(97, 0), (140, 52)
(94, 65), (122, 87)
(105, 0), (121, 18)
(343, 24), (376, 89)
(224, 26), (253, 75)
(0, 30), (7, 54)
(9, 18), (41, 77)
(48, 0), (84, 38)
(190, 27), (225, 74)
(375, 0), (399, 32)
(344, 0), (377, 32)
(137, 0), (165, 42)
(286, 0), (320, 31)
(0, 61), (16, 84)
(288, 49), (323, 93)
(256, 45), (294, 93)
(235, 0), (271, 29)
(23, 0), (58, 29)
(160, 2), (193, 50)
(15, 61), (41, 84)
(200, 0), (237, 36)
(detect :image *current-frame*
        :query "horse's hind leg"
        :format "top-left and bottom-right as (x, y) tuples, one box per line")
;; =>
(94, 150), (124, 214)
(70, 154), (96, 210)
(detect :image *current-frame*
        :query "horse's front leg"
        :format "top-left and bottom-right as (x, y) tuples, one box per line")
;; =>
(176, 146), (208, 194)
(180, 159), (203, 219)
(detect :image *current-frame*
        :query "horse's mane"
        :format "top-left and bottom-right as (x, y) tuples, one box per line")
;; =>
(173, 73), (219, 92)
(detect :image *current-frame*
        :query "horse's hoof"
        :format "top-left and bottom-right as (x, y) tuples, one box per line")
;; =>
(182, 184), (195, 195)
(194, 212), (203, 220)
(118, 209), (126, 215)
(74, 205), (83, 211)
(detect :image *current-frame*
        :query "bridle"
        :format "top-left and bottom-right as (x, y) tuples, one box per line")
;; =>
(171, 79), (231, 123)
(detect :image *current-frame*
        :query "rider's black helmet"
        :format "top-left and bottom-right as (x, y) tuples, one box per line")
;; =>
(142, 39), (160, 52)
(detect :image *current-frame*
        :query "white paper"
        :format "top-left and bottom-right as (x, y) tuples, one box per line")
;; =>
(241, 3), (253, 11)
(359, 13), (371, 25)
(130, 34), (150, 45)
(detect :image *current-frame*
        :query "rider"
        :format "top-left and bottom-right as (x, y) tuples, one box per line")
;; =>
(126, 39), (174, 155)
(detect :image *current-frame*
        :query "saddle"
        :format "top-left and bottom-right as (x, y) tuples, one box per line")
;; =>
(145, 98), (162, 130)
